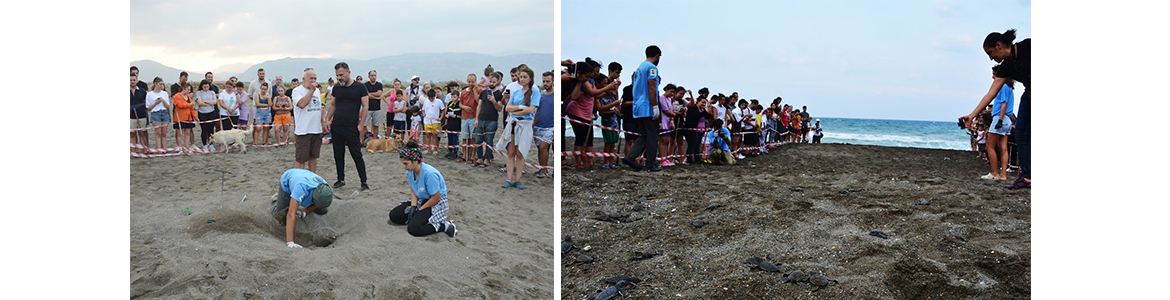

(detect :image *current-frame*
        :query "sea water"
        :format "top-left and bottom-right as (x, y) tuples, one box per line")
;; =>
(564, 117), (971, 151)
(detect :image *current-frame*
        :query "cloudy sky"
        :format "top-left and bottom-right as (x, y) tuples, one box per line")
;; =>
(562, 0), (1030, 122)
(131, 0), (553, 72)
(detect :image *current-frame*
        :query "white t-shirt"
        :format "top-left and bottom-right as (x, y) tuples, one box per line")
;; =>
(410, 114), (422, 130)
(714, 106), (727, 124)
(421, 97), (443, 125)
(291, 85), (323, 135)
(730, 107), (745, 127)
(393, 99), (407, 121)
(218, 91), (238, 116)
(146, 90), (170, 112)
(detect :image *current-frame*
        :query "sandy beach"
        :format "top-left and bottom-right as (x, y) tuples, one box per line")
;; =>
(130, 130), (554, 299)
(560, 142), (1030, 299)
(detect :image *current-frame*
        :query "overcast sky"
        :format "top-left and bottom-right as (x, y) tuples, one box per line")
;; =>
(562, 0), (1030, 122)
(131, 0), (553, 72)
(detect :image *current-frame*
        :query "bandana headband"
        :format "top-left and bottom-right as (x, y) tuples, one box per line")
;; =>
(400, 147), (423, 162)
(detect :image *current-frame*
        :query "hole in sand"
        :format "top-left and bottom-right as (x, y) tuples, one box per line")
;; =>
(187, 209), (342, 248)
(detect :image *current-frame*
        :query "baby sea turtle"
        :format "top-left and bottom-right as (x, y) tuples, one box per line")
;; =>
(602, 275), (642, 284)
(808, 271), (839, 291)
(632, 204), (644, 211)
(783, 269), (809, 283)
(869, 230), (890, 239)
(917, 199), (931, 205)
(587, 280), (630, 300)
(745, 256), (780, 272)
(790, 187), (804, 192)
(840, 188), (863, 195)
(569, 253), (595, 265)
(691, 219), (706, 228)
(631, 249), (662, 260)
(562, 237), (577, 254)
(705, 203), (723, 211)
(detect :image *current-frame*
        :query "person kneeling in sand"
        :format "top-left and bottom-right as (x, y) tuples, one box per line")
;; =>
(705, 119), (735, 165)
(270, 168), (334, 248)
(387, 142), (459, 237)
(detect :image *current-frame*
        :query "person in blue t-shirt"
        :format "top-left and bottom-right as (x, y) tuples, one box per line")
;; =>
(704, 119), (735, 165)
(495, 67), (541, 190)
(533, 71), (556, 178)
(388, 141), (458, 237)
(270, 168), (335, 248)
(622, 45), (663, 172)
(986, 65), (1016, 181)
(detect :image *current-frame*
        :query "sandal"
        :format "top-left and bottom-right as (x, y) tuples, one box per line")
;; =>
(535, 169), (548, 178)
(1007, 177), (1031, 190)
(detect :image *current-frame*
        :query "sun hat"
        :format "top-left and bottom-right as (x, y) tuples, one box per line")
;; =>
(411, 75), (420, 81)
(312, 183), (334, 208)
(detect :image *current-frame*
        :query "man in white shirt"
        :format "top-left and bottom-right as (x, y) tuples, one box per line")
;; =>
(292, 68), (326, 173)
(248, 68), (270, 101)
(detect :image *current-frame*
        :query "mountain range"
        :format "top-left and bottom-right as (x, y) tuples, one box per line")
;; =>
(131, 52), (553, 85)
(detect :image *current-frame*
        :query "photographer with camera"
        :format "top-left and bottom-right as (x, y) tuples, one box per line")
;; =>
(704, 119), (735, 165)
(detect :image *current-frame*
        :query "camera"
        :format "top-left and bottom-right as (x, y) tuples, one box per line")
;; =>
(957, 118), (965, 129)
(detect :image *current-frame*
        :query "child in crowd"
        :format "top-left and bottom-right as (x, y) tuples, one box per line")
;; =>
(409, 106), (423, 143)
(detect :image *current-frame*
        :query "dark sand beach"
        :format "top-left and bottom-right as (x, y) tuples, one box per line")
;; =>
(130, 131), (554, 299)
(561, 142), (1030, 299)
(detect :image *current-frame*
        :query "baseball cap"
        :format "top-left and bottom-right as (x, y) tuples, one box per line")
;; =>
(312, 183), (334, 208)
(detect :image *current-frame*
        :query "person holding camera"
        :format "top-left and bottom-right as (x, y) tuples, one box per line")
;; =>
(705, 119), (735, 165)
(387, 141), (458, 237)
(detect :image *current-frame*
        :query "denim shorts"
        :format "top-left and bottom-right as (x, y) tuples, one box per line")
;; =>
(989, 115), (1013, 136)
(533, 126), (553, 145)
(253, 109), (273, 124)
(460, 118), (476, 139)
(149, 110), (170, 124)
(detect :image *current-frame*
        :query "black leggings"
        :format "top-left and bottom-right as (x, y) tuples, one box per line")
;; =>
(568, 114), (594, 147)
(332, 126), (368, 184)
(684, 131), (703, 163)
(388, 201), (442, 237)
(198, 112), (217, 145)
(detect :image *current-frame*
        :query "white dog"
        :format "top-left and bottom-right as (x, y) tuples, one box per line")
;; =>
(209, 126), (253, 153)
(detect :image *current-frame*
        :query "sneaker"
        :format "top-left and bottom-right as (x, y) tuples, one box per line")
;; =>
(980, 173), (995, 180)
(643, 166), (662, 172)
(208, 145), (216, 151)
(333, 180), (346, 188)
(444, 222), (458, 237)
(514, 181), (527, 190)
(661, 161), (675, 167)
(313, 207), (328, 215)
(361, 183), (370, 191)
(502, 180), (513, 188)
(736, 154), (746, 159)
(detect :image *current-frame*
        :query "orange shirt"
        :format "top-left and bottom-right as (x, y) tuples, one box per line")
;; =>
(173, 92), (196, 122)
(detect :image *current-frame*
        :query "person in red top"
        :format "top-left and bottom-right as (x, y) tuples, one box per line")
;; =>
(458, 74), (481, 163)
(171, 83), (197, 150)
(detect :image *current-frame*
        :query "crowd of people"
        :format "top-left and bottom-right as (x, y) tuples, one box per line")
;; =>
(131, 63), (555, 184)
(560, 46), (823, 171)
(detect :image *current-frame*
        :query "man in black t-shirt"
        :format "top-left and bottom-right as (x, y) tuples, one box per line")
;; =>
(473, 72), (505, 167)
(170, 71), (189, 96)
(131, 66), (149, 90)
(364, 70), (384, 140)
(130, 73), (149, 150)
(324, 62), (371, 191)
